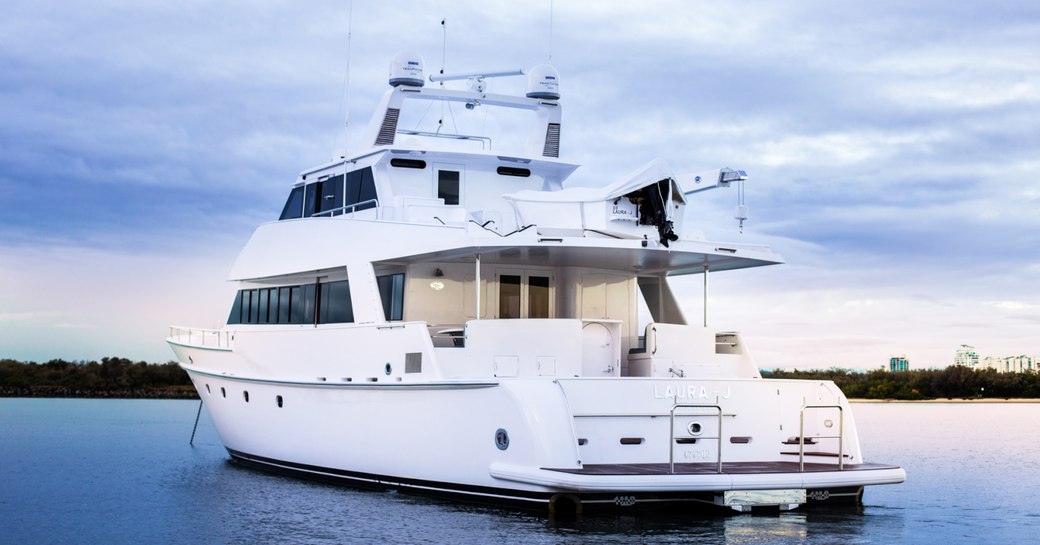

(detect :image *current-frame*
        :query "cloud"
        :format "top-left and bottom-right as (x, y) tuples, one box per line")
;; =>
(1, 0), (1038, 366)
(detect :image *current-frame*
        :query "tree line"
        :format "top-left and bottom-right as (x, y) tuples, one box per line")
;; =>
(765, 366), (1040, 400)
(0, 357), (197, 398)
(2, 358), (1038, 400)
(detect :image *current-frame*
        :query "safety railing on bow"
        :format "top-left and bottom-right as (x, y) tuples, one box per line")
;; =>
(167, 326), (234, 351)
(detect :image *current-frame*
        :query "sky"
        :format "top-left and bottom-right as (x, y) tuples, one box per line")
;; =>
(1, 0), (1038, 370)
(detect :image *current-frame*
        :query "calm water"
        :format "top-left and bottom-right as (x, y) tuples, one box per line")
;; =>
(2, 399), (1038, 544)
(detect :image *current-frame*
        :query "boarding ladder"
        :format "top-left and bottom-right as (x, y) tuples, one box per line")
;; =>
(798, 404), (845, 471)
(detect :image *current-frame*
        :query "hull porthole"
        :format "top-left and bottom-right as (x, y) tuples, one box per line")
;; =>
(495, 428), (509, 450)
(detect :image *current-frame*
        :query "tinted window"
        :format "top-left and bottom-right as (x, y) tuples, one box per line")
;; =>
(257, 288), (269, 324)
(318, 175), (344, 215)
(497, 166), (531, 177)
(226, 280), (350, 326)
(277, 287), (291, 323)
(357, 168), (377, 211)
(438, 170), (460, 205)
(377, 273), (405, 321)
(304, 183), (320, 217)
(529, 276), (550, 318)
(344, 168), (378, 212)
(288, 286), (303, 323)
(248, 290), (259, 323)
(301, 283), (316, 325)
(227, 291), (244, 324)
(279, 186), (305, 220)
(390, 158), (426, 169)
(318, 280), (353, 324)
(499, 275), (521, 318)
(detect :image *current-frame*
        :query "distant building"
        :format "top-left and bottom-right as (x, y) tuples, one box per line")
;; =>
(977, 354), (1036, 373)
(889, 355), (909, 372)
(1004, 355), (1035, 373)
(955, 344), (979, 368)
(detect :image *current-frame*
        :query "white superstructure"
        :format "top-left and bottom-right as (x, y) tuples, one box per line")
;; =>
(168, 54), (904, 514)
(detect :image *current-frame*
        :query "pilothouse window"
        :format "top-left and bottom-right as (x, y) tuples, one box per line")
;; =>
(283, 167), (379, 220)
(279, 186), (304, 220)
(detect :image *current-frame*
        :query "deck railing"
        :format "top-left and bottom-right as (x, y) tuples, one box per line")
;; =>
(167, 326), (234, 351)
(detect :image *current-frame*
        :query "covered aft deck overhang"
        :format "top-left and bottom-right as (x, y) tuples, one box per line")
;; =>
(373, 236), (784, 276)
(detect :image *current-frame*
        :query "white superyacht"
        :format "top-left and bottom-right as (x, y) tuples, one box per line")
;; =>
(168, 53), (905, 514)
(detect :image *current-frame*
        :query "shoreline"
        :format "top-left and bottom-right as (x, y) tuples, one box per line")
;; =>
(850, 398), (1040, 403)
(0, 387), (198, 400)
(3, 390), (1036, 403)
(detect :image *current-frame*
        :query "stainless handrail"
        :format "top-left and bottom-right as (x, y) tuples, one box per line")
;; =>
(669, 404), (723, 474)
(312, 199), (380, 218)
(798, 404), (844, 471)
(168, 326), (234, 351)
(396, 129), (492, 150)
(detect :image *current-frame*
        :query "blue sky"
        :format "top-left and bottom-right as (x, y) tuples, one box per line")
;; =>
(1, 1), (1037, 369)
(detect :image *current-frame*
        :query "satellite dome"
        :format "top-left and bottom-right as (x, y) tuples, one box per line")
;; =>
(526, 64), (560, 100)
(389, 51), (425, 87)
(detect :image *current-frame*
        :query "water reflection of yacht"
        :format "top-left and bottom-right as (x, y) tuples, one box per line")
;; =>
(168, 52), (905, 514)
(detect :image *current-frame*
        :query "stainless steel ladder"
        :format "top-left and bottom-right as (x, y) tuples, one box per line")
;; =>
(798, 404), (845, 471)
(669, 404), (723, 474)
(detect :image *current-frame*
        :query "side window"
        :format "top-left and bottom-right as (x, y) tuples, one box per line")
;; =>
(377, 273), (405, 321)
(318, 280), (353, 324)
(438, 170), (460, 205)
(227, 291), (245, 324)
(279, 186), (304, 220)
(226, 281), (346, 325)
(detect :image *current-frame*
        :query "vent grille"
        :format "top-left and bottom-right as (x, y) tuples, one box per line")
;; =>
(542, 123), (560, 157)
(375, 108), (400, 146)
(405, 352), (422, 374)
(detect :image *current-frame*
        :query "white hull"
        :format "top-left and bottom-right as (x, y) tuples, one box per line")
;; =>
(177, 336), (903, 511)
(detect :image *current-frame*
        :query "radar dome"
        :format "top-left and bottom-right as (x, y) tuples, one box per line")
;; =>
(389, 51), (425, 87)
(526, 64), (560, 100)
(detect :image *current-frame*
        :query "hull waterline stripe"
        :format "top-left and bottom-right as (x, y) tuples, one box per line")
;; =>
(226, 449), (551, 504)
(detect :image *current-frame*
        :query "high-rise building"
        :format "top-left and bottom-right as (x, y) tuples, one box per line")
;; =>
(955, 344), (979, 368)
(889, 355), (909, 372)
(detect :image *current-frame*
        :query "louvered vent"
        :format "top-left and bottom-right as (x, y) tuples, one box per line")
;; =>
(542, 123), (560, 158)
(374, 108), (400, 146)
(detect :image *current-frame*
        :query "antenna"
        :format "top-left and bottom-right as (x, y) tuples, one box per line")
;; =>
(548, 0), (554, 62)
(438, 18), (447, 134)
(341, 0), (354, 159)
